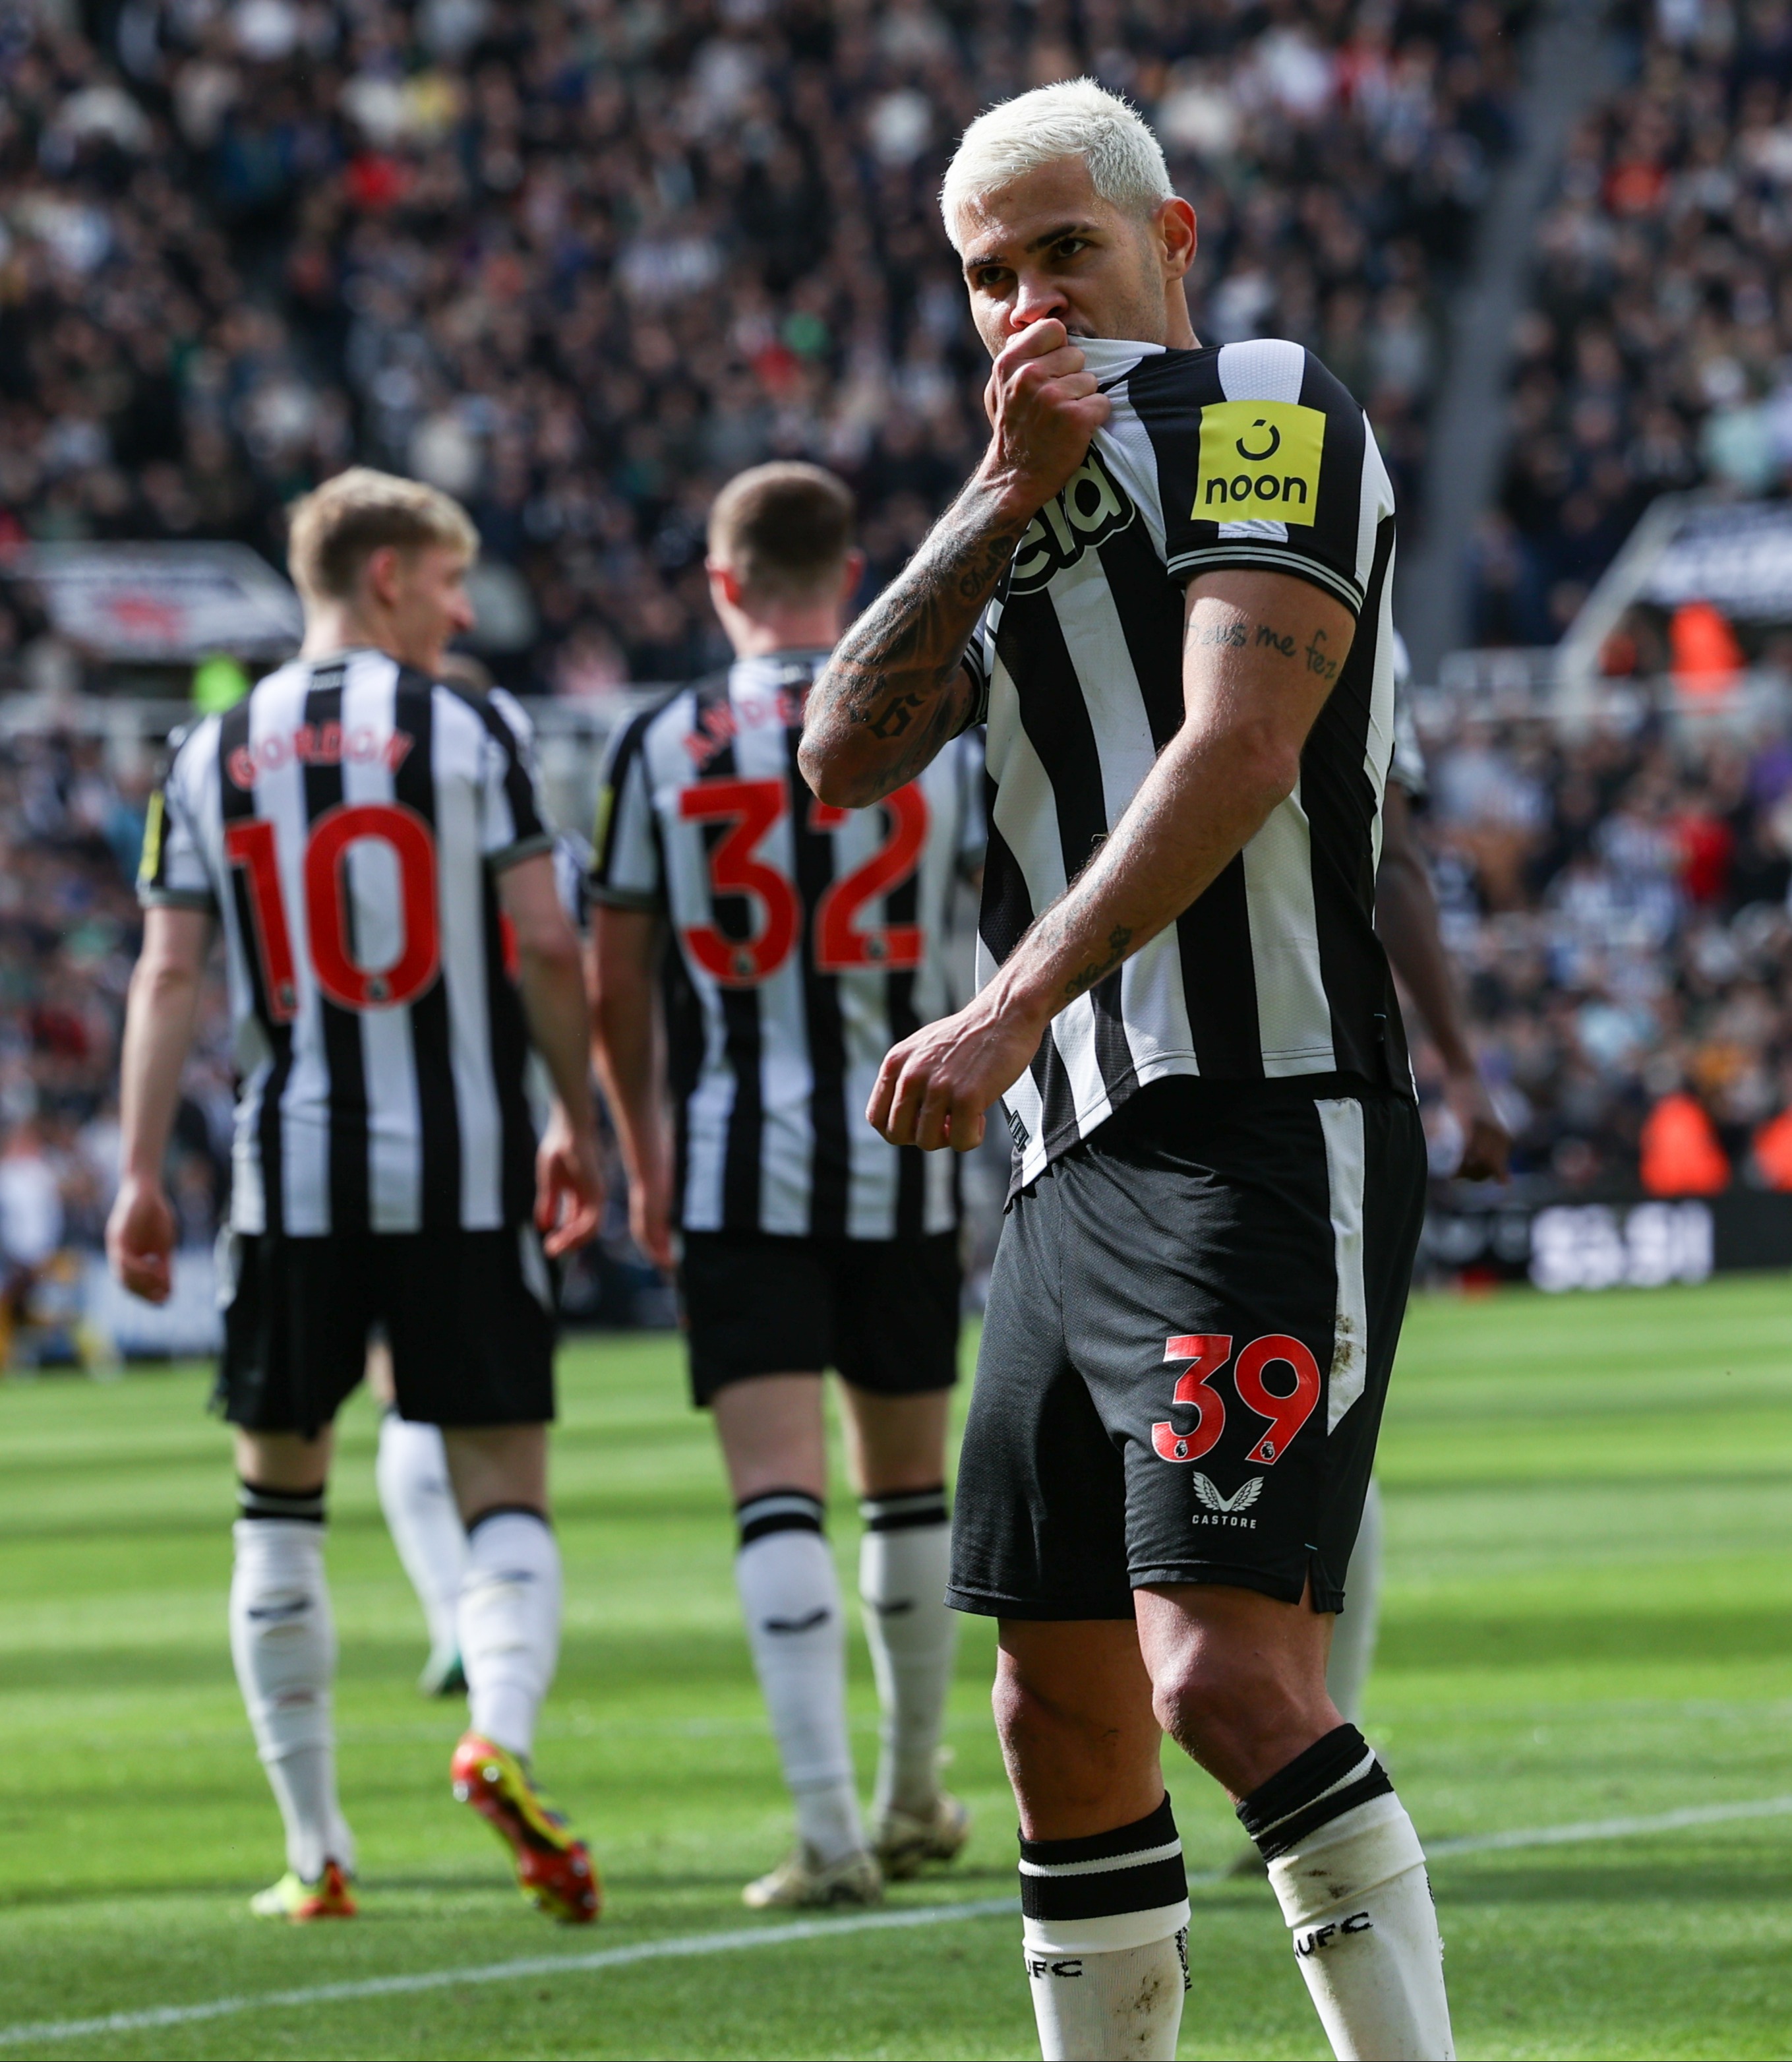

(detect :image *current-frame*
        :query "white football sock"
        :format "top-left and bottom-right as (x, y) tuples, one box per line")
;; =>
(229, 1495), (354, 1882)
(858, 1488), (957, 1819)
(735, 1492), (864, 1865)
(1026, 1935), (1189, 2062)
(458, 1508), (561, 1759)
(375, 1411), (467, 1654)
(1242, 1725), (1454, 2061)
(1021, 1797), (1190, 2062)
(1327, 1476), (1383, 1726)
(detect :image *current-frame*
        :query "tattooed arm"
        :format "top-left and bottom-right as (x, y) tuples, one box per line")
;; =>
(866, 568), (1356, 1151)
(797, 479), (1023, 807)
(800, 317), (1110, 808)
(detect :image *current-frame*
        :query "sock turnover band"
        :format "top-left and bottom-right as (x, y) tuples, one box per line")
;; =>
(736, 1488), (825, 1546)
(1236, 1722), (1394, 1863)
(1019, 1794), (1191, 1955)
(858, 1484), (948, 1531)
(238, 1480), (326, 1524)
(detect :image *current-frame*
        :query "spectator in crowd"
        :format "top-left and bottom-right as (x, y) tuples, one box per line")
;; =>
(0, 0), (1528, 691)
(1410, 689), (1792, 1196)
(0, 732), (229, 1335)
(1480, 0), (1792, 643)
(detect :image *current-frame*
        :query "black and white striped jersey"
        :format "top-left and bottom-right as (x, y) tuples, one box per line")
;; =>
(139, 648), (554, 1237)
(589, 651), (984, 1241)
(961, 335), (1409, 1192)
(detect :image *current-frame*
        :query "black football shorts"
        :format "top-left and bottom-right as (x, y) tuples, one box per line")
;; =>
(678, 1230), (961, 1406)
(948, 1076), (1425, 1619)
(216, 1227), (557, 1437)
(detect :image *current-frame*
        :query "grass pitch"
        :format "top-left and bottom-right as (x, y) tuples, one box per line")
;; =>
(2, 1277), (1791, 2059)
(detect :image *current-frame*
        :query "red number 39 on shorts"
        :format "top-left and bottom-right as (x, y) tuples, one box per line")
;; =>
(1150, 1332), (1322, 1469)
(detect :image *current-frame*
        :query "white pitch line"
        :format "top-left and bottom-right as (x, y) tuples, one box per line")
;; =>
(4, 1795), (1791, 2051)
(0, 1898), (1019, 2050)
(1426, 1792), (1792, 1858)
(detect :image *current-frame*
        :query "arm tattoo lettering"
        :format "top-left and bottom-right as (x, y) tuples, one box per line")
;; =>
(1187, 615), (1299, 657)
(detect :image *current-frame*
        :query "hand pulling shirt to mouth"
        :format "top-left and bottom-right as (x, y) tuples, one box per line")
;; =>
(959, 334), (1411, 1194)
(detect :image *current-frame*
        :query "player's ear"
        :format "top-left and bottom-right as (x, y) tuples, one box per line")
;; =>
(838, 549), (866, 606)
(706, 558), (744, 611)
(365, 544), (404, 609)
(1157, 197), (1197, 281)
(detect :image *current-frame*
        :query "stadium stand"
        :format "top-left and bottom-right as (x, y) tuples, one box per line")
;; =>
(2, 0), (1528, 690)
(1476, 0), (1792, 646)
(1409, 695), (1792, 1197)
(7, 0), (1792, 1311)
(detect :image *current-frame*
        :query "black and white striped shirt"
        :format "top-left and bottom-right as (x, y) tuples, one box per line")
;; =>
(963, 336), (1410, 1192)
(589, 652), (984, 1240)
(140, 649), (553, 1236)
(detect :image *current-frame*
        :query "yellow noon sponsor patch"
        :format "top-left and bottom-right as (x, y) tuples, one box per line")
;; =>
(1193, 400), (1326, 526)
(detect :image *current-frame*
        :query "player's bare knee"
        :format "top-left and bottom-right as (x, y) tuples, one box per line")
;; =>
(994, 1664), (1123, 1773)
(1151, 1649), (1275, 1757)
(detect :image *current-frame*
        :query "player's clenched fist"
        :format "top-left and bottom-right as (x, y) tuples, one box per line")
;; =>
(980, 318), (1111, 514)
(868, 988), (1046, 1153)
(106, 1174), (175, 1305)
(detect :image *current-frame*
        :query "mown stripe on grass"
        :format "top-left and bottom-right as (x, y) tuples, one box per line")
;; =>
(5, 1795), (1792, 2050)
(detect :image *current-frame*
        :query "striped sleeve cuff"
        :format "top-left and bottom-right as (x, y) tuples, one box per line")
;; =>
(485, 832), (556, 872)
(138, 886), (217, 912)
(585, 882), (665, 913)
(1166, 545), (1363, 616)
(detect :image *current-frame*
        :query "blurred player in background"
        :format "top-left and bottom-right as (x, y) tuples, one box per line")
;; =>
(803, 80), (1453, 2062)
(589, 463), (984, 1910)
(373, 800), (596, 1704)
(108, 469), (603, 1924)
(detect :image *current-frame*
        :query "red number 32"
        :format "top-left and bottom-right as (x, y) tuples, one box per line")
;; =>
(677, 776), (929, 988)
(1150, 1331), (1322, 1468)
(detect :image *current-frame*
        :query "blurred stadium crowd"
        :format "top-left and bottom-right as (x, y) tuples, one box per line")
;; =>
(2, 0), (1524, 688)
(4, 693), (1792, 1316)
(1411, 697), (1792, 1198)
(5, 0), (1792, 1323)
(1476, 0), (1792, 646)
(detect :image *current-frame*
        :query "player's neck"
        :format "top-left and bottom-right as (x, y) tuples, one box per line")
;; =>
(726, 611), (840, 659)
(299, 604), (434, 673)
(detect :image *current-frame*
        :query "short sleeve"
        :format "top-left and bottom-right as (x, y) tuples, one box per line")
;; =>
(479, 689), (556, 869)
(553, 831), (594, 934)
(956, 605), (998, 733)
(1128, 339), (1390, 619)
(587, 706), (665, 913)
(138, 727), (218, 913)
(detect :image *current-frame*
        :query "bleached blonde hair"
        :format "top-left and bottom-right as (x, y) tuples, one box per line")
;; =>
(940, 78), (1173, 250)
